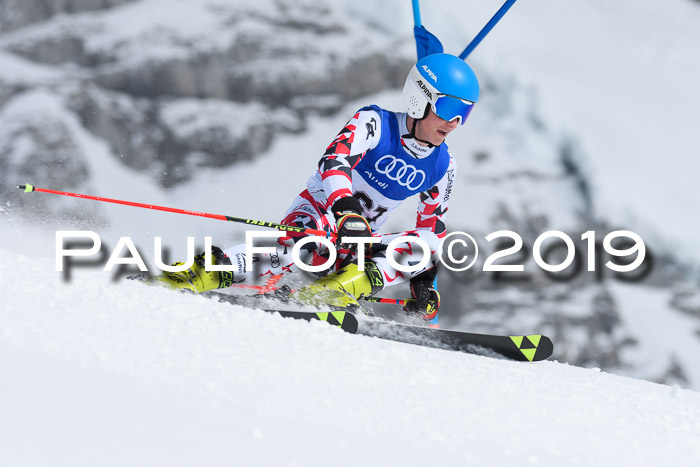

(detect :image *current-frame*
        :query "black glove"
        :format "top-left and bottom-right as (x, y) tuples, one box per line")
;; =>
(404, 271), (440, 320)
(332, 197), (372, 251)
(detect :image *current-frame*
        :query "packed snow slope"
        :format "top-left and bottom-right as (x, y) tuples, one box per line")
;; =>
(1, 244), (700, 467)
(3, 0), (700, 390)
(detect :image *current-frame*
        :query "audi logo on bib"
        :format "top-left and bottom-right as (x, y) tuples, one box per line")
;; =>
(375, 155), (426, 190)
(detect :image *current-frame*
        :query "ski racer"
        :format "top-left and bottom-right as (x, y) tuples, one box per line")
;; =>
(153, 53), (480, 320)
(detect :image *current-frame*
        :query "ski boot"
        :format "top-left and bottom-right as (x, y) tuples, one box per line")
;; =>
(149, 246), (234, 293)
(294, 261), (384, 312)
(403, 271), (441, 320)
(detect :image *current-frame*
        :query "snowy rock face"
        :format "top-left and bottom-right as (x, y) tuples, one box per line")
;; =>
(0, 0), (411, 195)
(0, 0), (138, 34)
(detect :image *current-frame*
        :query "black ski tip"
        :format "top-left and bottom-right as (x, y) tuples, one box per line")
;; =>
(17, 183), (35, 193)
(534, 335), (554, 361)
(508, 334), (554, 362)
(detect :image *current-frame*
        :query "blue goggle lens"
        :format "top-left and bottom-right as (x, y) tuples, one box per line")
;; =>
(432, 95), (475, 125)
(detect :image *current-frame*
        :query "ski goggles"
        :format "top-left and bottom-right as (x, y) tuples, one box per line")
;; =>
(432, 94), (475, 125)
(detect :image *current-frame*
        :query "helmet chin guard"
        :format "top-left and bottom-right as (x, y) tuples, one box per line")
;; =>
(403, 66), (434, 120)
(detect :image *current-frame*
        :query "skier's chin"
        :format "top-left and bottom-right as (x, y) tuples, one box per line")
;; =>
(432, 131), (448, 145)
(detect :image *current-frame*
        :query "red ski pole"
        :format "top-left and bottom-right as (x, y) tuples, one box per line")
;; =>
(18, 183), (336, 239)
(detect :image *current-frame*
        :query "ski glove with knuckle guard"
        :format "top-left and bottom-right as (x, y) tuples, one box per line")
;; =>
(332, 196), (372, 250)
(404, 276), (440, 320)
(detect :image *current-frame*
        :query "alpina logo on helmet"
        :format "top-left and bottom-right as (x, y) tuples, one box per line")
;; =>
(416, 79), (432, 101)
(422, 65), (437, 82)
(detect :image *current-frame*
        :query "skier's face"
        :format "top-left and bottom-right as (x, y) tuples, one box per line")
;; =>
(415, 109), (460, 146)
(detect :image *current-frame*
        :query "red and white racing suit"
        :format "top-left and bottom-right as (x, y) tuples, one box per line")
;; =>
(223, 105), (457, 291)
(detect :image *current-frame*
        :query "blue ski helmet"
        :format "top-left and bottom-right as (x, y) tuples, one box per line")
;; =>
(403, 53), (479, 125)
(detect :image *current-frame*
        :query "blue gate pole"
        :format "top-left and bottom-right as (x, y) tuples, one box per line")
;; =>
(459, 0), (517, 60)
(412, 0), (422, 27)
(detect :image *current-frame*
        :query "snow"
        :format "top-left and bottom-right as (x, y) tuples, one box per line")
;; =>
(160, 98), (298, 141)
(1, 247), (700, 466)
(0, 50), (64, 84)
(2, 1), (700, 463)
(611, 282), (700, 383)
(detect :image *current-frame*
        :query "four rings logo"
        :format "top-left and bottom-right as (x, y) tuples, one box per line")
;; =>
(375, 155), (426, 190)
